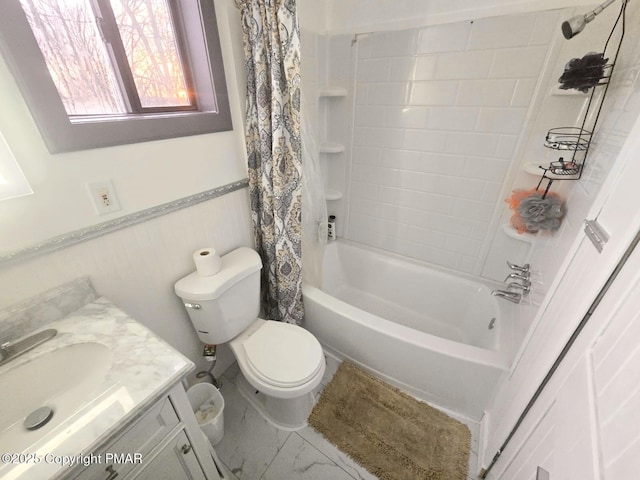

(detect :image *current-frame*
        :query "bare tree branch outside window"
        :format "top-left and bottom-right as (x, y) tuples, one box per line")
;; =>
(20, 0), (192, 116)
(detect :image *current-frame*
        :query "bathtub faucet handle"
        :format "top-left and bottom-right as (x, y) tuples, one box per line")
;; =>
(507, 260), (530, 273)
(491, 289), (522, 304)
(504, 272), (530, 282)
(507, 281), (530, 293)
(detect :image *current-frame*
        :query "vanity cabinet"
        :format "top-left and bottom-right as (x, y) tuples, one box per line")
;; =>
(69, 383), (219, 480)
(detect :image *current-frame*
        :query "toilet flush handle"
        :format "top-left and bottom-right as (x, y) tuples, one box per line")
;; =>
(184, 302), (201, 310)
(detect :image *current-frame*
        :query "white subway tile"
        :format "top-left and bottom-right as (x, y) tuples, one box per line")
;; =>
(356, 33), (372, 59)
(410, 81), (459, 105)
(444, 132), (500, 157)
(435, 51), (494, 80)
(355, 106), (387, 127)
(390, 57), (418, 81)
(353, 127), (368, 146)
(420, 152), (467, 175)
(414, 56), (438, 80)
(357, 58), (391, 83)
(385, 106), (429, 129)
(529, 10), (561, 46)
(364, 127), (405, 149)
(511, 79), (537, 107)
(353, 146), (383, 165)
(368, 83), (411, 105)
(496, 135), (519, 159)
(371, 29), (417, 57)
(403, 129), (448, 152)
(395, 170), (434, 191)
(463, 157), (510, 180)
(407, 225), (446, 248)
(476, 108), (527, 134)
(481, 182), (504, 203)
(396, 206), (431, 226)
(417, 22), (471, 54)
(350, 181), (380, 201)
(457, 255), (477, 273)
(427, 107), (479, 131)
(453, 198), (495, 221)
(490, 46), (548, 79)
(433, 176), (486, 200)
(456, 79), (517, 107)
(441, 234), (483, 256)
(380, 149), (422, 170)
(350, 163), (367, 182)
(355, 84), (368, 105)
(413, 192), (456, 215)
(469, 221), (489, 240)
(468, 14), (535, 50)
(378, 186), (416, 207)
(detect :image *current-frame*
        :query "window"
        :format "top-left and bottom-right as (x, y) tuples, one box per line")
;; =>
(0, 0), (231, 153)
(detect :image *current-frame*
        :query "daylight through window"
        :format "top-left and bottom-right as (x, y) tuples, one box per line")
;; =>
(19, 0), (194, 117)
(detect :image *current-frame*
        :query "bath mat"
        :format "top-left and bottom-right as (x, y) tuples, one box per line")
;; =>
(309, 362), (471, 480)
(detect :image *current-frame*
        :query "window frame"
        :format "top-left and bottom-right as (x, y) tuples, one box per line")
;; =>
(0, 0), (232, 153)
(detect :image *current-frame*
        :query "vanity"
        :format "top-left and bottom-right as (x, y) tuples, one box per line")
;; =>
(0, 278), (221, 480)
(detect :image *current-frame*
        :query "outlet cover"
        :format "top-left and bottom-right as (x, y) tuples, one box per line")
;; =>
(87, 180), (121, 216)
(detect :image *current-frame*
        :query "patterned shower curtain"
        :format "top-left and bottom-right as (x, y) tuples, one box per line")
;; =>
(235, 0), (304, 324)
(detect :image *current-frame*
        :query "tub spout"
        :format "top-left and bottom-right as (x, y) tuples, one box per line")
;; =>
(491, 289), (522, 304)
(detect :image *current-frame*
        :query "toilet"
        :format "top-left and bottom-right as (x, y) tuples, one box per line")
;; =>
(174, 247), (326, 430)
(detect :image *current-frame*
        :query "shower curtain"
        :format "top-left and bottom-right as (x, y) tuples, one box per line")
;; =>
(236, 0), (304, 324)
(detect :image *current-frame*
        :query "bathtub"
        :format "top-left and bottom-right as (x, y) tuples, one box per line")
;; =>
(303, 240), (511, 421)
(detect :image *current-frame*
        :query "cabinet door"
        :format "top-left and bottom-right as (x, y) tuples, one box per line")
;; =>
(130, 431), (206, 480)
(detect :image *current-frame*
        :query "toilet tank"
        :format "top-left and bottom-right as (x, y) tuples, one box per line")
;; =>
(174, 247), (262, 345)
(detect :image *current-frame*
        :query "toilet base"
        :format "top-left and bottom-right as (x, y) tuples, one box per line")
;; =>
(235, 373), (318, 431)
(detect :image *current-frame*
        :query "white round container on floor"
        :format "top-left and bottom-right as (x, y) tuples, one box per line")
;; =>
(187, 383), (225, 446)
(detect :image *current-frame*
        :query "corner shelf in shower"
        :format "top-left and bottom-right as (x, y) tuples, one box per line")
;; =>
(320, 143), (345, 154)
(502, 224), (538, 243)
(325, 189), (343, 201)
(319, 87), (347, 97)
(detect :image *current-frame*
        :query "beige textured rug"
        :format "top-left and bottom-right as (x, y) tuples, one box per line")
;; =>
(309, 362), (471, 480)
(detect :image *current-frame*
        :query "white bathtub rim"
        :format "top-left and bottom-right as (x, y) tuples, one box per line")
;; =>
(302, 284), (509, 370)
(320, 239), (515, 357)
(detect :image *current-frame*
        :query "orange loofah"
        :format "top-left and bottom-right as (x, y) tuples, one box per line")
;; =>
(506, 188), (565, 234)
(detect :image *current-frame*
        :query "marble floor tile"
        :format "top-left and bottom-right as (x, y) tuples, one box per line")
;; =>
(216, 359), (479, 480)
(297, 426), (379, 480)
(214, 379), (290, 480)
(261, 433), (357, 480)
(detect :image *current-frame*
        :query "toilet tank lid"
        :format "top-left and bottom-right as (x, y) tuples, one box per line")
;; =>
(174, 247), (262, 301)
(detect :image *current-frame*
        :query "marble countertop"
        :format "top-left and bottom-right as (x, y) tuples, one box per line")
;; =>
(0, 297), (194, 480)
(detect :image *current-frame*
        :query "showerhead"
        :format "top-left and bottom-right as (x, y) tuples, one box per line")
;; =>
(561, 0), (616, 39)
(561, 15), (589, 39)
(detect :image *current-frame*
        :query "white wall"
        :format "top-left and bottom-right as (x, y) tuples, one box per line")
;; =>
(0, 0), (253, 377)
(337, 11), (559, 273)
(327, 0), (600, 35)
(0, 0), (248, 254)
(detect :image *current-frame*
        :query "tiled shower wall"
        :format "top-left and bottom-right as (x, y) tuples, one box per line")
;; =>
(343, 11), (558, 273)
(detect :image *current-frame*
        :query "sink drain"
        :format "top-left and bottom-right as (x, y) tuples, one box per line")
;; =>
(24, 406), (54, 430)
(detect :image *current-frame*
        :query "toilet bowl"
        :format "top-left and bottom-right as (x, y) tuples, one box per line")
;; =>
(174, 247), (325, 430)
(230, 319), (325, 429)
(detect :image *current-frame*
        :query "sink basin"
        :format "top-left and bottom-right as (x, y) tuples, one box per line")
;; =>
(0, 342), (112, 452)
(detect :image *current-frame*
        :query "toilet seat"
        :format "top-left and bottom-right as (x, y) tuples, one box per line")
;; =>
(243, 321), (324, 388)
